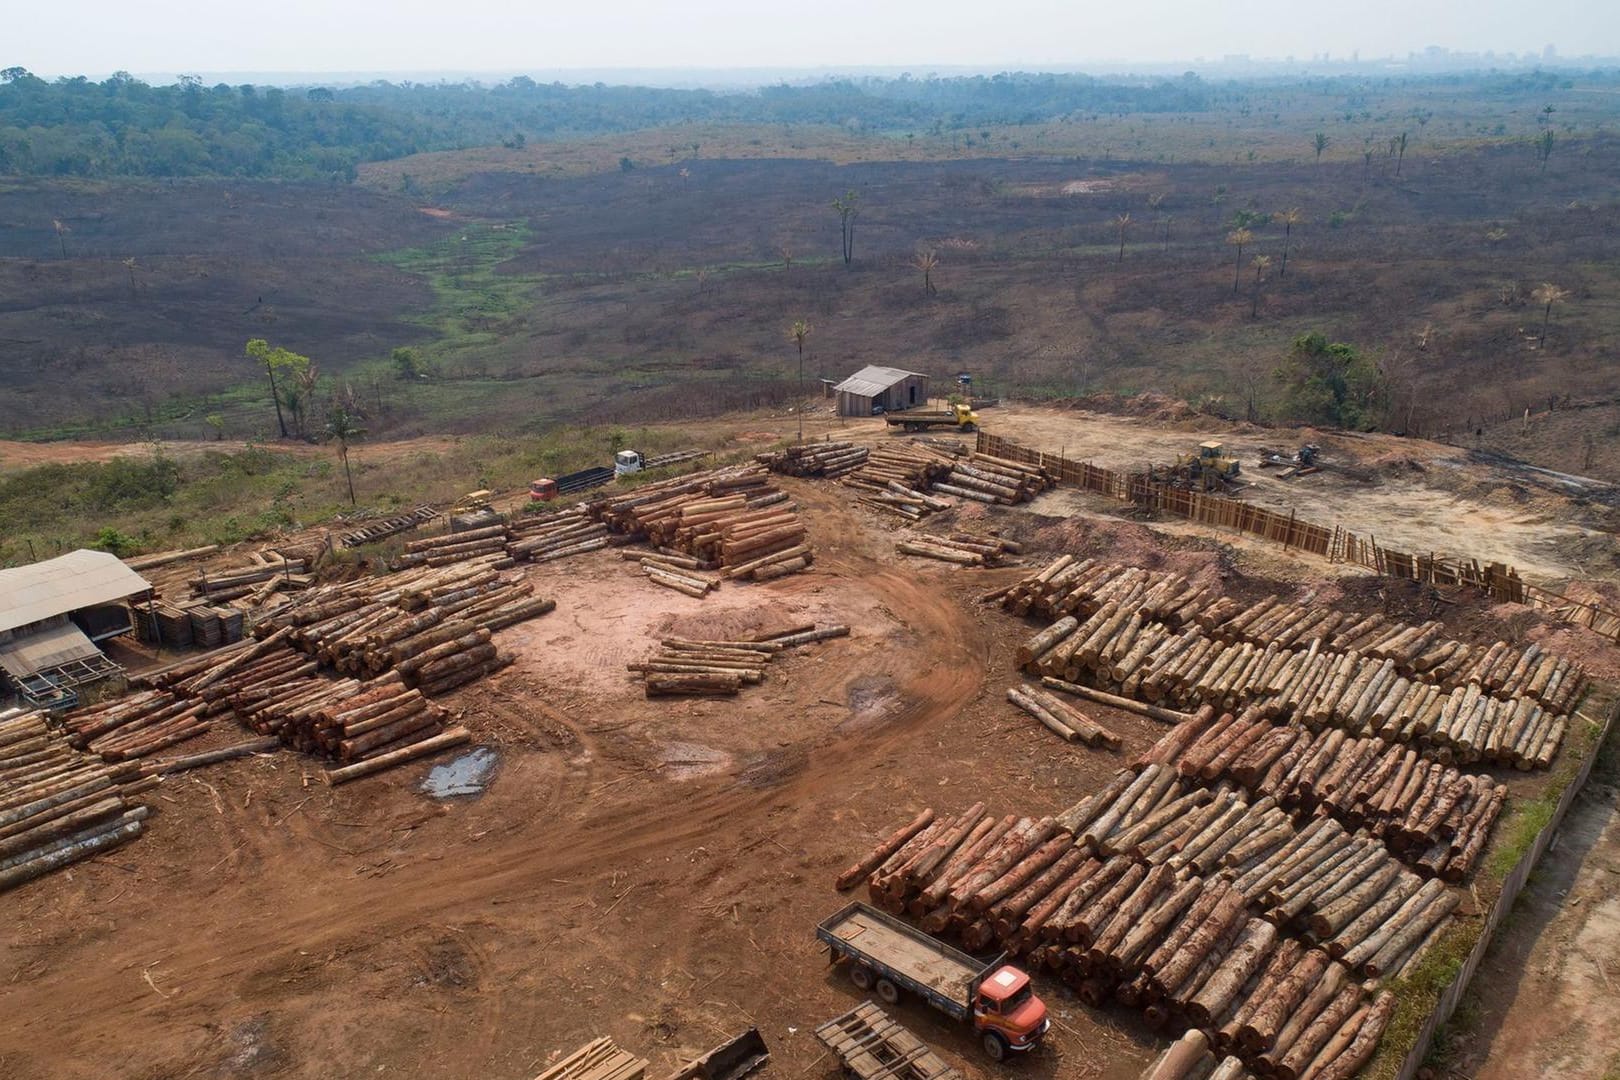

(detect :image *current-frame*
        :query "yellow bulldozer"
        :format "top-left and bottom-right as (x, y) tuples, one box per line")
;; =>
(1167, 441), (1242, 491)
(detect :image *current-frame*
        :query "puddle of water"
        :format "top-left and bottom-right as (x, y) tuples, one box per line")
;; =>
(420, 747), (499, 798)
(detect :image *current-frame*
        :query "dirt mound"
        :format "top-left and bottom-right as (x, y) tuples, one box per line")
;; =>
(1365, 450), (1428, 475)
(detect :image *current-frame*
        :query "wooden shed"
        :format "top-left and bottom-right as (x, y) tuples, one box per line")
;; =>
(833, 366), (931, 417)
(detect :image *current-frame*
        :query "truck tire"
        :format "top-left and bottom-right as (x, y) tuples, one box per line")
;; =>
(904, 422), (922, 432)
(962, 422), (976, 432)
(849, 965), (874, 991)
(875, 978), (901, 1005)
(981, 1032), (1008, 1062)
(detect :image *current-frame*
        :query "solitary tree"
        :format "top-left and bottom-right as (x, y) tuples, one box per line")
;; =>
(832, 190), (860, 265)
(1532, 283), (1568, 347)
(326, 406), (366, 507)
(912, 249), (938, 295)
(1114, 213), (1132, 262)
(1276, 208), (1303, 276)
(789, 319), (811, 442)
(245, 338), (311, 438)
(1313, 132), (1330, 162)
(1250, 254), (1272, 318)
(1537, 129), (1555, 172)
(122, 256), (138, 296)
(1226, 228), (1253, 293)
(779, 243), (793, 271)
(1394, 131), (1409, 176)
(51, 218), (68, 258)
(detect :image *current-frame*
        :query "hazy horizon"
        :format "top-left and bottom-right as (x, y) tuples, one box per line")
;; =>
(10, 0), (1619, 83)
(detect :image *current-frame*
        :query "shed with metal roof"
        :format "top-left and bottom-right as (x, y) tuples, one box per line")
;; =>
(832, 366), (931, 417)
(0, 550), (152, 708)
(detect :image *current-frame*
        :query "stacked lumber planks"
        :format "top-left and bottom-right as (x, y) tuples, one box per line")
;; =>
(756, 440), (870, 478)
(627, 625), (849, 697)
(815, 1002), (963, 1080)
(896, 530), (1022, 568)
(931, 452), (1054, 505)
(534, 1037), (648, 1080)
(591, 465), (812, 582)
(840, 796), (1402, 1078)
(340, 505), (439, 548)
(0, 706), (153, 895)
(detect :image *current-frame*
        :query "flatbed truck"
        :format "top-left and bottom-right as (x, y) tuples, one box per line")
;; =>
(815, 901), (1049, 1061)
(884, 403), (980, 432)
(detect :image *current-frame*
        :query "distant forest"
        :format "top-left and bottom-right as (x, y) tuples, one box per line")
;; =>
(0, 65), (1586, 181)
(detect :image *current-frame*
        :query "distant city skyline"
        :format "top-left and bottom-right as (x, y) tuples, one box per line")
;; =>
(10, 0), (1619, 83)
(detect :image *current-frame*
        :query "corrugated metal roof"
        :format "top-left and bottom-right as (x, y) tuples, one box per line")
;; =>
(0, 550), (152, 634)
(832, 365), (930, 398)
(0, 621), (100, 679)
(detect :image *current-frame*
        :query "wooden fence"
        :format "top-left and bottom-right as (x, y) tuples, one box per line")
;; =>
(977, 431), (1620, 642)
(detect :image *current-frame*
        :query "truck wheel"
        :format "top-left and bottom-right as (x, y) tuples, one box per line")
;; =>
(981, 1032), (1008, 1062)
(849, 965), (873, 991)
(875, 978), (901, 1005)
(962, 422), (976, 432)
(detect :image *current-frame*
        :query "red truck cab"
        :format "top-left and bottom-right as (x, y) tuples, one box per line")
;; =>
(529, 478), (557, 502)
(972, 965), (1049, 1059)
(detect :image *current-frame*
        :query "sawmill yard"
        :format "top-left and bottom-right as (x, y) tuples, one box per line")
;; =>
(4, 402), (1620, 1080)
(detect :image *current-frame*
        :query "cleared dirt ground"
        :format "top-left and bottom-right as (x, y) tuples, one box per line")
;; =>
(3, 407), (1618, 1080)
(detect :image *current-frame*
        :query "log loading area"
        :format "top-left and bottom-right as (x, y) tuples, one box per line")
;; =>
(3, 424), (1617, 1080)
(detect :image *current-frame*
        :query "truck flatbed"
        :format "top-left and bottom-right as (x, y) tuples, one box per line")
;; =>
(815, 1003), (963, 1080)
(823, 905), (978, 1002)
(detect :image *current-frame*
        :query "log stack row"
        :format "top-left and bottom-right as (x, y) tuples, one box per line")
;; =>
(1005, 558), (1587, 712)
(394, 524), (515, 569)
(1153, 710), (1507, 881)
(841, 442), (961, 494)
(756, 440), (870, 478)
(930, 452), (1054, 506)
(59, 689), (212, 761)
(590, 465), (812, 582)
(840, 799), (1401, 1079)
(0, 706), (154, 895)
(627, 625), (850, 697)
(506, 507), (614, 564)
(857, 481), (954, 523)
(1007, 685), (1123, 749)
(896, 531), (1022, 568)
(1007, 560), (1576, 769)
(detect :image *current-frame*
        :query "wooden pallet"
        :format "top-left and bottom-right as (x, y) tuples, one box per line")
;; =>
(340, 505), (441, 548)
(814, 1003), (963, 1080)
(533, 1037), (648, 1080)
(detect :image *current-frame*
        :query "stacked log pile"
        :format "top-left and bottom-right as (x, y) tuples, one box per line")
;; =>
(190, 550), (315, 601)
(58, 690), (212, 761)
(839, 796), (1404, 1078)
(1007, 685), (1122, 749)
(591, 466), (812, 582)
(757, 440), (870, 478)
(896, 531), (1022, 568)
(0, 706), (154, 895)
(507, 507), (612, 564)
(627, 625), (849, 697)
(858, 481), (954, 523)
(1004, 558), (1579, 770)
(394, 525), (514, 569)
(1151, 710), (1508, 881)
(841, 442), (960, 494)
(931, 452), (1054, 506)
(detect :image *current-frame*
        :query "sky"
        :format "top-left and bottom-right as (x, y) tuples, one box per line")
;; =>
(11, 0), (1619, 80)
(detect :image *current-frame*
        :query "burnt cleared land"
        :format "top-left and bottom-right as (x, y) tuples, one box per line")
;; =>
(2, 136), (1619, 468)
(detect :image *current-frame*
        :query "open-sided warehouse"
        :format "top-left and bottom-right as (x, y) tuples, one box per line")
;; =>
(0, 549), (152, 708)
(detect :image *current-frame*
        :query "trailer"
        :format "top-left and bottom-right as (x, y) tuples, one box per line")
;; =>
(883, 404), (979, 433)
(814, 1003), (963, 1080)
(815, 901), (1048, 1060)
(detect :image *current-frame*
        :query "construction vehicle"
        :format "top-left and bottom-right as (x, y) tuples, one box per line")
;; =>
(449, 490), (504, 532)
(1167, 440), (1242, 490)
(884, 403), (980, 433)
(665, 1028), (770, 1080)
(816, 901), (1050, 1061)
(1256, 444), (1322, 480)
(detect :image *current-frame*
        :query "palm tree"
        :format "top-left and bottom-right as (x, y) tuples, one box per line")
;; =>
(122, 256), (138, 296)
(789, 319), (811, 442)
(1276, 208), (1303, 276)
(326, 406), (366, 507)
(51, 218), (68, 258)
(1114, 213), (1132, 262)
(912, 249), (938, 295)
(832, 191), (860, 265)
(1250, 254), (1272, 318)
(1394, 131), (1409, 176)
(1226, 228), (1253, 293)
(1537, 130), (1555, 172)
(1161, 214), (1173, 252)
(1313, 132), (1329, 163)
(1532, 283), (1569, 347)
